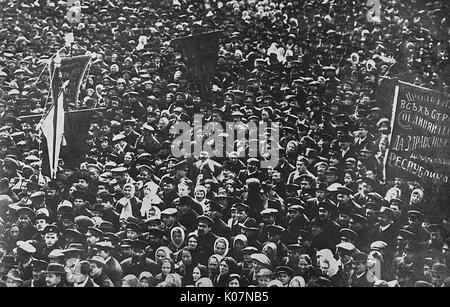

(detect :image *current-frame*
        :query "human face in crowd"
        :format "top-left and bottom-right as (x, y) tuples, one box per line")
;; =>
(228, 278), (240, 287)
(156, 250), (166, 264)
(197, 222), (210, 235)
(208, 257), (219, 274)
(215, 241), (226, 255)
(343, 172), (354, 185)
(352, 261), (367, 274)
(320, 261), (330, 276)
(262, 214), (275, 225)
(18, 215), (31, 228)
(187, 237), (198, 249)
(164, 182), (175, 194)
(72, 264), (88, 284)
(44, 233), (58, 247)
(296, 159), (306, 172)
(298, 258), (309, 273)
(219, 260), (229, 275)
(36, 218), (47, 232)
(126, 229), (138, 240)
(162, 215), (175, 228)
(86, 231), (100, 246)
(431, 270), (447, 287)
(45, 274), (61, 287)
(161, 260), (172, 276)
(192, 267), (202, 282)
(123, 185), (134, 198)
(172, 230), (183, 246)
(73, 198), (85, 210)
(181, 250), (192, 265)
(365, 170), (377, 182)
(120, 246), (133, 259)
(124, 152), (133, 164)
(96, 249), (109, 260)
(236, 210), (248, 223)
(5, 277), (20, 287)
(9, 225), (20, 240)
(410, 190), (423, 205)
(277, 272), (290, 286)
(89, 263), (102, 278)
(138, 278), (150, 287)
(178, 184), (190, 197)
(318, 207), (330, 219)
(257, 275), (271, 287)
(252, 260), (263, 273)
(194, 189), (205, 201)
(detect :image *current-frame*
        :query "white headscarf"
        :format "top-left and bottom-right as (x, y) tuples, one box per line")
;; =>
(317, 249), (339, 277)
(119, 183), (135, 220)
(213, 237), (230, 257)
(140, 181), (163, 219)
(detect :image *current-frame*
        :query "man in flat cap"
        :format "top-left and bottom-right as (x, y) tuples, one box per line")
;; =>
(71, 260), (99, 287)
(120, 240), (157, 277)
(16, 206), (37, 241)
(349, 251), (375, 287)
(86, 227), (104, 257)
(374, 206), (399, 249)
(39, 224), (61, 262)
(22, 259), (48, 287)
(94, 241), (123, 287)
(196, 215), (219, 265)
(209, 201), (231, 240)
(88, 256), (114, 287)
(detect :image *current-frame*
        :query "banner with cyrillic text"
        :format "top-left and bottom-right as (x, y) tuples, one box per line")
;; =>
(385, 80), (450, 185)
(49, 55), (91, 110)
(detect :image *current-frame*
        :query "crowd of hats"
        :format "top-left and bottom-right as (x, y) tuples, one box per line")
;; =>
(0, 0), (450, 287)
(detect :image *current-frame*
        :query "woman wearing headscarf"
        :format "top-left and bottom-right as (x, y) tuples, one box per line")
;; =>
(191, 264), (208, 286)
(194, 185), (210, 216)
(230, 234), (248, 263)
(155, 246), (173, 268)
(139, 181), (163, 220)
(138, 271), (154, 287)
(297, 254), (315, 284)
(207, 254), (223, 283)
(317, 249), (341, 287)
(169, 226), (185, 253)
(213, 237), (229, 258)
(116, 183), (142, 220)
(227, 273), (250, 287)
(121, 274), (139, 287)
(154, 257), (176, 285)
(215, 256), (239, 287)
(176, 246), (198, 286)
(185, 232), (200, 263)
(409, 188), (424, 211)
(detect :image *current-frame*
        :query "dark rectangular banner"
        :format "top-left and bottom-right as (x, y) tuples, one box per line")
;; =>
(171, 31), (221, 93)
(49, 54), (91, 109)
(385, 80), (450, 186)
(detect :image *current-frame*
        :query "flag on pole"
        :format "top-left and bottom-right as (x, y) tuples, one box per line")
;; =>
(41, 76), (69, 179)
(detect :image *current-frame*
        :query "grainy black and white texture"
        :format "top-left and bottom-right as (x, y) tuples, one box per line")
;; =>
(0, 0), (449, 288)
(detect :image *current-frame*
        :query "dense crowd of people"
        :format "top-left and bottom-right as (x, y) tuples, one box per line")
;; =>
(0, 0), (450, 287)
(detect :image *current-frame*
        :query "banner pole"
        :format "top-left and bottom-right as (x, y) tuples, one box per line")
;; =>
(383, 82), (400, 182)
